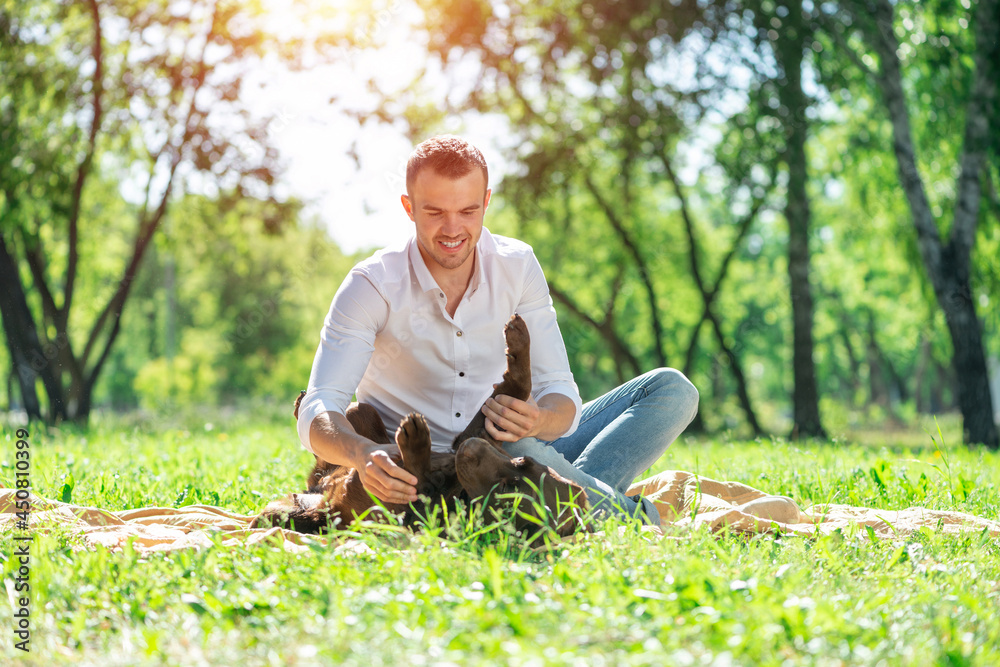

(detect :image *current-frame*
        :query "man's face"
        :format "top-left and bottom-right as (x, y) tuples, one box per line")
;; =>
(402, 168), (491, 274)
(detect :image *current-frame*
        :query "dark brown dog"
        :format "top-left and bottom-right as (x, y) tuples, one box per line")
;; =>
(252, 315), (588, 541)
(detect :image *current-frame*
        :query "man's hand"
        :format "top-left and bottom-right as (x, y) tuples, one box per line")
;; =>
(355, 447), (419, 505)
(310, 412), (419, 505)
(483, 394), (542, 442)
(483, 391), (577, 443)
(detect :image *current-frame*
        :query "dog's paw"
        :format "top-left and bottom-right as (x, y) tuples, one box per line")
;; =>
(396, 412), (431, 451)
(504, 314), (530, 358)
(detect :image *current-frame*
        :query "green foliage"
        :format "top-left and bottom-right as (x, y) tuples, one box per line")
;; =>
(98, 192), (356, 410)
(0, 0), (352, 422)
(1, 412), (998, 664)
(2, 0), (997, 439)
(132, 332), (222, 410)
(333, 0), (999, 443)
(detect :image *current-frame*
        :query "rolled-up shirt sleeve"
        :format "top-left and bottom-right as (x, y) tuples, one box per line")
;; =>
(515, 253), (583, 439)
(296, 271), (388, 454)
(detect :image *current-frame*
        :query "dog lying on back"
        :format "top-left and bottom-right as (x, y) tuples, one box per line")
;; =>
(251, 315), (589, 542)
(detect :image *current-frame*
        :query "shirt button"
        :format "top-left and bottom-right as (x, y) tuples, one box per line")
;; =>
(456, 331), (463, 337)
(455, 412), (461, 418)
(459, 372), (465, 377)
(439, 292), (444, 298)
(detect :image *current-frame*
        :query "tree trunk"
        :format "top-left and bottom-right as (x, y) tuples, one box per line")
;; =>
(547, 282), (641, 382)
(865, 310), (888, 409)
(858, 0), (999, 448)
(839, 326), (861, 404)
(2, 329), (42, 421)
(660, 145), (765, 437)
(583, 174), (669, 368)
(775, 0), (825, 439)
(708, 315), (764, 437)
(943, 274), (996, 446)
(0, 234), (66, 421)
(929, 367), (944, 414)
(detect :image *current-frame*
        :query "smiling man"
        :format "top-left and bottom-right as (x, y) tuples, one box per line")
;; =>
(295, 135), (699, 524)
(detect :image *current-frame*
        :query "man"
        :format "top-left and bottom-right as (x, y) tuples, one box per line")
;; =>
(296, 135), (698, 525)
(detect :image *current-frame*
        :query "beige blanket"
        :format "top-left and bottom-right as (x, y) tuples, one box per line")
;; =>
(0, 489), (348, 555)
(625, 471), (1000, 538)
(2, 472), (997, 553)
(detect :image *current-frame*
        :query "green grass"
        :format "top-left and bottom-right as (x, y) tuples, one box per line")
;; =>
(2, 408), (998, 666)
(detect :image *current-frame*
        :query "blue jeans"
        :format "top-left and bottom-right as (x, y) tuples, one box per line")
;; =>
(505, 368), (699, 525)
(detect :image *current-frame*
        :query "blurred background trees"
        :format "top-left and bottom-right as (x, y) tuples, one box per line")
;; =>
(0, 0), (348, 423)
(1, 0), (997, 447)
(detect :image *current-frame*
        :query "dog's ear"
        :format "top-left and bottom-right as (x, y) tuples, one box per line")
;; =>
(249, 494), (299, 529)
(535, 470), (589, 537)
(553, 480), (589, 537)
(251, 493), (338, 534)
(516, 463), (590, 541)
(513, 457), (534, 469)
(293, 390), (306, 420)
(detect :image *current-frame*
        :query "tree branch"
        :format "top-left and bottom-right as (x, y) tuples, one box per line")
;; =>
(815, 9), (876, 82)
(22, 241), (60, 334)
(949, 0), (998, 264)
(548, 281), (641, 378)
(681, 194), (765, 377)
(658, 150), (708, 295)
(985, 164), (1000, 222)
(658, 147), (767, 435)
(582, 172), (668, 367)
(82, 9), (216, 380)
(63, 0), (104, 328)
(856, 0), (944, 285)
(706, 306), (764, 437)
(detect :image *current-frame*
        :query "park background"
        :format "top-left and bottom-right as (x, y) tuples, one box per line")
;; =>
(1, 0), (999, 448)
(2, 2), (1000, 665)
(2, 0), (999, 448)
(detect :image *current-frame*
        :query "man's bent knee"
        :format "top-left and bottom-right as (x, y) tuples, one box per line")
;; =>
(647, 367), (700, 422)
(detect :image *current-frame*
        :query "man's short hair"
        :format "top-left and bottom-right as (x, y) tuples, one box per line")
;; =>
(406, 135), (489, 195)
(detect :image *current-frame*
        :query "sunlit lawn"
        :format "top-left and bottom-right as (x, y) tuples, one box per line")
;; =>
(1, 406), (998, 666)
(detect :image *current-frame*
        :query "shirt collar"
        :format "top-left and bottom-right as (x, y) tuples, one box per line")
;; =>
(407, 237), (439, 294)
(468, 228), (493, 295)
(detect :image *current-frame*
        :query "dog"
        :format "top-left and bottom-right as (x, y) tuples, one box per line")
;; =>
(251, 315), (589, 543)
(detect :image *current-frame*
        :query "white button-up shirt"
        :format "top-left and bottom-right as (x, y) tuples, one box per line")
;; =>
(297, 228), (582, 453)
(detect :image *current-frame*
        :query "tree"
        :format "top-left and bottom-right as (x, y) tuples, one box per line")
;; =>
(304, 0), (992, 438)
(360, 2), (788, 433)
(0, 234), (62, 419)
(826, 0), (999, 447)
(762, 0), (827, 438)
(0, 0), (330, 423)
(126, 192), (354, 411)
